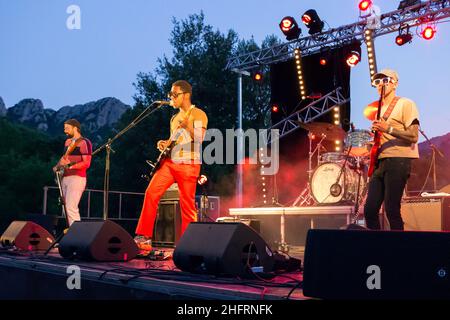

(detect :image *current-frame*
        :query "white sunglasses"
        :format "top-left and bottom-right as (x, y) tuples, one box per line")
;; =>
(372, 76), (396, 87)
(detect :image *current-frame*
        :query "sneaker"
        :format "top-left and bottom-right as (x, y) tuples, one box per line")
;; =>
(134, 235), (152, 251)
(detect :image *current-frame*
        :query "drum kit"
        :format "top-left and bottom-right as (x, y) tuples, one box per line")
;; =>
(293, 121), (373, 211)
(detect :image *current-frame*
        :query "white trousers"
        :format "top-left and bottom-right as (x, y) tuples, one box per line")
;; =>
(61, 175), (86, 226)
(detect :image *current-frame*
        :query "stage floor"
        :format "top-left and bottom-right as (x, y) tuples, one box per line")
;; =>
(0, 247), (306, 300)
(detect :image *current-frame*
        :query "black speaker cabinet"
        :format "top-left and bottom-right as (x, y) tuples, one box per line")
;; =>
(153, 200), (181, 247)
(303, 229), (450, 299)
(173, 222), (275, 277)
(58, 220), (139, 261)
(1, 221), (55, 251)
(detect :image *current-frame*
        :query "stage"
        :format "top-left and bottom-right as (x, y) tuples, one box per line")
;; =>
(0, 247), (305, 300)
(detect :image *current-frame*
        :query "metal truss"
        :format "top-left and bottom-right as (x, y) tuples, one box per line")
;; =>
(266, 87), (350, 144)
(226, 0), (450, 71)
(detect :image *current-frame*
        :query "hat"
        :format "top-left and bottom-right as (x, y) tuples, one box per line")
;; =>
(64, 118), (81, 131)
(372, 69), (399, 82)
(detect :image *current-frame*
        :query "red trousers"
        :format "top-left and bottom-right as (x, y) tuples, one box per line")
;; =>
(135, 159), (201, 238)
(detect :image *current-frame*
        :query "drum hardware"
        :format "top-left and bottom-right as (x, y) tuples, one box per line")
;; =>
(326, 145), (353, 202)
(292, 131), (326, 207)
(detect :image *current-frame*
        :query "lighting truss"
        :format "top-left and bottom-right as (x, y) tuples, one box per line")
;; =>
(265, 87), (350, 144)
(226, 0), (450, 71)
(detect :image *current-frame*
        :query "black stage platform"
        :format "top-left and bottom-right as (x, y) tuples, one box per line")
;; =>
(0, 248), (305, 300)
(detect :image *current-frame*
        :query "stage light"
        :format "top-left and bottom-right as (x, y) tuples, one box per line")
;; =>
(364, 29), (378, 79)
(318, 46), (331, 67)
(346, 50), (360, 67)
(302, 9), (324, 35)
(279, 16), (302, 41)
(395, 24), (413, 46)
(271, 104), (279, 113)
(197, 175), (208, 186)
(359, 0), (372, 11)
(346, 42), (362, 67)
(398, 0), (421, 10)
(252, 71), (263, 82)
(395, 33), (413, 45)
(294, 48), (306, 100)
(422, 26), (435, 40)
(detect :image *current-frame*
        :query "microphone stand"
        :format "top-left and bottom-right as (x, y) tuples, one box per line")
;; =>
(92, 101), (168, 220)
(418, 127), (445, 192)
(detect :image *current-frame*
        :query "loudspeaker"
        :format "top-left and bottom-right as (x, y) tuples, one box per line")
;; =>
(303, 229), (450, 299)
(153, 201), (181, 247)
(401, 198), (450, 231)
(173, 222), (275, 277)
(58, 220), (139, 261)
(1, 221), (55, 251)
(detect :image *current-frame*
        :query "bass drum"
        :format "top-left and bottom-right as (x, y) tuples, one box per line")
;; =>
(310, 162), (366, 204)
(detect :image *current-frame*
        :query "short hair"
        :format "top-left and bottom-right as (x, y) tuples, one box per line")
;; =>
(172, 80), (192, 95)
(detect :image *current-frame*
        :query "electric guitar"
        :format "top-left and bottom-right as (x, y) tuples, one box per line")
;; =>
(54, 137), (83, 175)
(367, 95), (399, 177)
(367, 101), (383, 178)
(144, 106), (195, 180)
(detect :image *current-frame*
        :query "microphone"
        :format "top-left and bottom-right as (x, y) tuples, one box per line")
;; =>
(154, 100), (172, 106)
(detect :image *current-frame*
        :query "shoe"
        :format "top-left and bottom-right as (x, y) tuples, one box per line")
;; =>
(134, 235), (152, 251)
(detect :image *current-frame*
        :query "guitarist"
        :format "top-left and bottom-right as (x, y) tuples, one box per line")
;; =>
(134, 80), (208, 250)
(364, 69), (419, 230)
(52, 119), (92, 226)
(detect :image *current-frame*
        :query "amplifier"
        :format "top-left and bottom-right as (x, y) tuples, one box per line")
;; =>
(401, 197), (450, 231)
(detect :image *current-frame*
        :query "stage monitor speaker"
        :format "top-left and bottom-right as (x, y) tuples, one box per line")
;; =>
(303, 229), (450, 299)
(58, 220), (139, 261)
(173, 222), (275, 277)
(0, 221), (55, 251)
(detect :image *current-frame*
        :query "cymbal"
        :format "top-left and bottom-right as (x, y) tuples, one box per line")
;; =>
(296, 121), (347, 140)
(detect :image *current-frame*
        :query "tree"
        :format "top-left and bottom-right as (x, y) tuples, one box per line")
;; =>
(118, 12), (278, 198)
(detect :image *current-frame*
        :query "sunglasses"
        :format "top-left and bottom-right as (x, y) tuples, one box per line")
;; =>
(167, 91), (186, 98)
(372, 77), (395, 87)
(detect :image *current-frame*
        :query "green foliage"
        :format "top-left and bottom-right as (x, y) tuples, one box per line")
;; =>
(0, 118), (60, 230)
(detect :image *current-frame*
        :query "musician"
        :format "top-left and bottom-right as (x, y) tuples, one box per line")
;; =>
(134, 80), (208, 250)
(364, 69), (419, 230)
(52, 119), (92, 226)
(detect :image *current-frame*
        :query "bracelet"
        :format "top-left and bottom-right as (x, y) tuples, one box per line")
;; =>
(388, 126), (394, 134)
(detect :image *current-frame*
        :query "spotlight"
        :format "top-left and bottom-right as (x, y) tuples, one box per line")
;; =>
(396, 24), (413, 46)
(302, 9), (324, 35)
(346, 43), (362, 67)
(197, 175), (208, 186)
(398, 0), (421, 10)
(346, 52), (360, 67)
(271, 104), (279, 113)
(359, 0), (372, 11)
(395, 33), (413, 45)
(252, 71), (263, 82)
(279, 16), (302, 41)
(422, 25), (435, 40)
(319, 46), (331, 67)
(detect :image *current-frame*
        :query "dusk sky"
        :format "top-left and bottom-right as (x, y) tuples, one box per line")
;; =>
(1, 0), (449, 139)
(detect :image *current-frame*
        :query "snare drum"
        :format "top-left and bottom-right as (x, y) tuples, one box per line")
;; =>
(345, 130), (373, 157)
